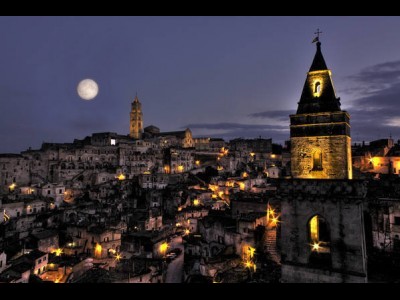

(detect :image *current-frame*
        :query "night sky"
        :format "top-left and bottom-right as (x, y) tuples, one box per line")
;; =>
(1, 16), (400, 153)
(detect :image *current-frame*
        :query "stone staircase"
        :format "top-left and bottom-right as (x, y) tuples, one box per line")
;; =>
(265, 228), (280, 264)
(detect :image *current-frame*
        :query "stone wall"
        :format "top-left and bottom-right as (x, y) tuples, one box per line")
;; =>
(291, 136), (352, 179)
(278, 179), (367, 283)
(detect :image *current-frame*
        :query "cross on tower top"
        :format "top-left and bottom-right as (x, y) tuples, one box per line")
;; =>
(314, 28), (322, 39)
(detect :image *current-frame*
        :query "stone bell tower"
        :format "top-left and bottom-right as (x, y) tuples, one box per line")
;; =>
(290, 39), (352, 179)
(129, 94), (143, 139)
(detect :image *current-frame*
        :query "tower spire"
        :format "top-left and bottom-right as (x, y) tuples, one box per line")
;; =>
(130, 93), (143, 139)
(133, 92), (139, 103)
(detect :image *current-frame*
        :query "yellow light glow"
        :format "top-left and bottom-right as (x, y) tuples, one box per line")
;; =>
(177, 206), (182, 212)
(187, 219), (190, 224)
(270, 217), (279, 227)
(248, 246), (255, 259)
(95, 243), (102, 258)
(53, 248), (63, 257)
(212, 194), (218, 199)
(164, 165), (171, 174)
(9, 183), (16, 191)
(217, 166), (224, 171)
(115, 253), (121, 261)
(54, 278), (60, 284)
(243, 260), (256, 272)
(159, 242), (168, 255)
(116, 174), (126, 181)
(177, 165), (184, 172)
(271, 154), (276, 158)
(218, 191), (224, 197)
(195, 160), (200, 166)
(310, 215), (319, 242)
(143, 171), (151, 174)
(312, 242), (321, 252)
(250, 152), (255, 157)
(242, 172), (248, 178)
(238, 182), (245, 191)
(176, 222), (181, 227)
(185, 229), (190, 235)
(268, 207), (275, 217)
(193, 199), (200, 206)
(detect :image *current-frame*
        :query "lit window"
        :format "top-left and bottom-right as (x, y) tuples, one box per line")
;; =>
(110, 139), (116, 146)
(314, 81), (321, 96)
(312, 150), (323, 171)
(308, 215), (330, 254)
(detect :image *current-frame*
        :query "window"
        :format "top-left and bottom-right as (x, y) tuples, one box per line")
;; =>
(0, 260), (2, 267)
(59, 189), (63, 194)
(312, 150), (323, 171)
(308, 215), (331, 267)
(38, 259), (42, 264)
(394, 217), (400, 226)
(314, 82), (321, 96)
(43, 256), (46, 261)
(47, 190), (51, 195)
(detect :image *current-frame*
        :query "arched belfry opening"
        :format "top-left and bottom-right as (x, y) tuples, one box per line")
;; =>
(312, 149), (323, 171)
(308, 215), (331, 267)
(314, 81), (321, 96)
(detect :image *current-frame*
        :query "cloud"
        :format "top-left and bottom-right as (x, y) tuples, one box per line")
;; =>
(184, 122), (290, 143)
(185, 122), (287, 131)
(248, 109), (295, 121)
(340, 60), (400, 142)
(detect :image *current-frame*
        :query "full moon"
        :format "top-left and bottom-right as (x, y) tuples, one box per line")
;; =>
(77, 79), (99, 100)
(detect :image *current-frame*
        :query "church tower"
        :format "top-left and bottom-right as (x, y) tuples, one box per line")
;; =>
(290, 39), (352, 179)
(129, 94), (143, 139)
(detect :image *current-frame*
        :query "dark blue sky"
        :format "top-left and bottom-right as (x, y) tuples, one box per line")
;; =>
(1, 16), (400, 153)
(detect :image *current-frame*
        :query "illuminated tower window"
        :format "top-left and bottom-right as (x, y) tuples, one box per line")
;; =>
(312, 149), (323, 171)
(314, 81), (321, 96)
(308, 215), (330, 250)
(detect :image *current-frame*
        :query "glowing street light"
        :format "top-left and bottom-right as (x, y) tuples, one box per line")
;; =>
(115, 253), (121, 261)
(54, 248), (63, 256)
(159, 242), (169, 256)
(116, 174), (126, 181)
(311, 242), (321, 252)
(9, 183), (16, 191)
(193, 199), (200, 206)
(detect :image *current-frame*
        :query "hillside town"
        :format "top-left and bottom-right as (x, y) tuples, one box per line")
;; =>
(2, 40), (400, 283)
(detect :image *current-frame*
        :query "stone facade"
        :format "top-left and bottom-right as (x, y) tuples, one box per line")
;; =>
(279, 179), (368, 283)
(130, 95), (143, 139)
(291, 135), (352, 179)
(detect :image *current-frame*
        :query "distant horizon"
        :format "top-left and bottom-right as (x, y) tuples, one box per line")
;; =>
(1, 126), (396, 155)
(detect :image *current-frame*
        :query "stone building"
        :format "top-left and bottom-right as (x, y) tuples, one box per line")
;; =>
(353, 138), (400, 175)
(290, 40), (352, 180)
(280, 39), (367, 283)
(130, 94), (143, 139)
(279, 179), (368, 283)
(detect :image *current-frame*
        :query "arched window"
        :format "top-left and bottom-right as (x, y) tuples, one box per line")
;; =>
(312, 150), (323, 171)
(308, 215), (331, 267)
(314, 82), (321, 96)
